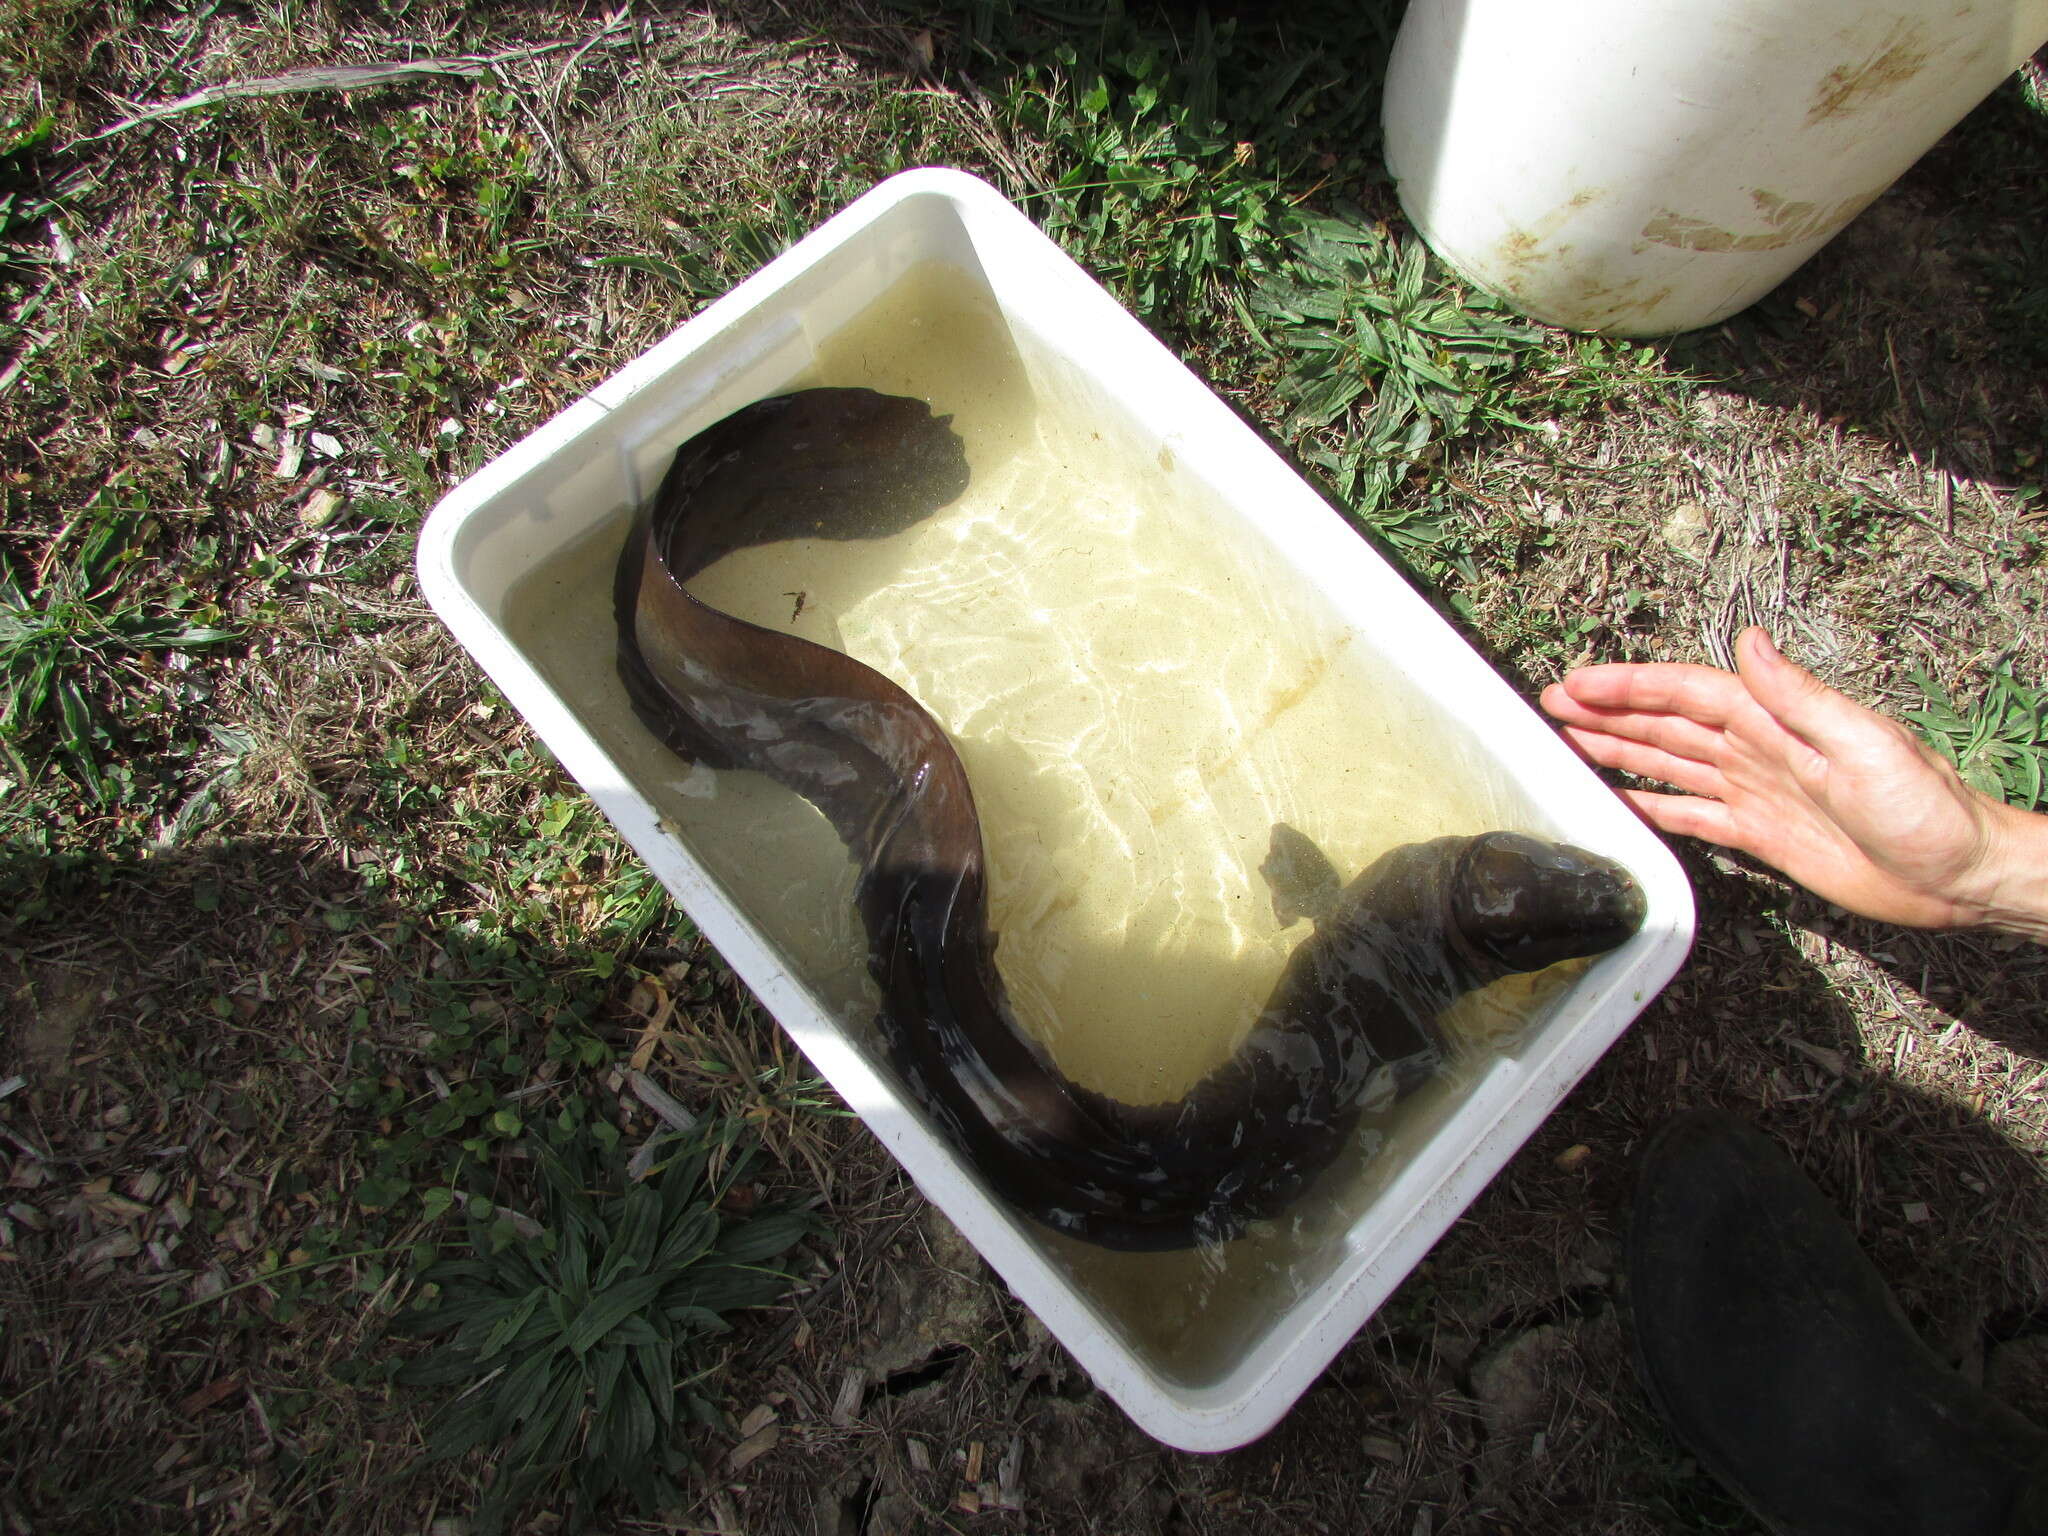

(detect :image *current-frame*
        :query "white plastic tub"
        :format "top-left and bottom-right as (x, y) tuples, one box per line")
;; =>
(416, 168), (1694, 1452)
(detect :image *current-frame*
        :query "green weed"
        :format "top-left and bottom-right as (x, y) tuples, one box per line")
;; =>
(0, 498), (236, 799)
(393, 1121), (822, 1534)
(1907, 661), (2048, 811)
(1252, 212), (1547, 530)
(1012, 40), (1297, 328)
(0, 111), (55, 250)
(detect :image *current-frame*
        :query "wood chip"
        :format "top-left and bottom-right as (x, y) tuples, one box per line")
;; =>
(954, 1487), (982, 1516)
(1361, 1433), (1403, 1465)
(73, 1228), (139, 1266)
(177, 1375), (244, 1416)
(627, 987), (675, 1073)
(830, 1367), (866, 1427)
(965, 1439), (983, 1483)
(1552, 1143), (1592, 1172)
(152, 1442), (192, 1475)
(627, 1070), (697, 1136)
(1789, 1039), (1847, 1077)
(300, 488), (342, 528)
(725, 1423), (778, 1474)
(906, 1437), (931, 1473)
(1903, 1201), (1931, 1224)
(737, 1402), (778, 1439)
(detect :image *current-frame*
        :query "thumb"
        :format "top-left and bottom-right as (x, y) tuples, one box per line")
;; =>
(1733, 627), (1873, 759)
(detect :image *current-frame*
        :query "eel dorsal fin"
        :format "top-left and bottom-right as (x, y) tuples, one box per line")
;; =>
(1260, 822), (1344, 928)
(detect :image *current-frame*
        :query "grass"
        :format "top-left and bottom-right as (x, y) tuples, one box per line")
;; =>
(0, 1), (2044, 1532)
(1908, 663), (2048, 811)
(0, 493), (237, 799)
(393, 1122), (822, 1534)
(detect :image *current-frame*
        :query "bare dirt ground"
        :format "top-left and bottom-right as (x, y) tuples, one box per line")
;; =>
(2, 4), (2045, 1534)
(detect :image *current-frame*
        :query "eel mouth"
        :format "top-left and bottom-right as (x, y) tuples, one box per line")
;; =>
(1449, 831), (1648, 973)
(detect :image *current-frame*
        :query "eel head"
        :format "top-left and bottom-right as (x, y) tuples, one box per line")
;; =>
(1448, 831), (1647, 973)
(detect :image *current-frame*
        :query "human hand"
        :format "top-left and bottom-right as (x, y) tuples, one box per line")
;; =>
(1539, 627), (2048, 936)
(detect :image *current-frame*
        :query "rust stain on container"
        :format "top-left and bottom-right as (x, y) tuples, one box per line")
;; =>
(1499, 229), (1542, 265)
(1492, 189), (1604, 277)
(1640, 186), (1885, 253)
(1806, 21), (1932, 123)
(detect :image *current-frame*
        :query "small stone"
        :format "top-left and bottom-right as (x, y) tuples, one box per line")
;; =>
(1661, 500), (1711, 557)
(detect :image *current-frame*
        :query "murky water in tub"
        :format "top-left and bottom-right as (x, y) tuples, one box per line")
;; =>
(503, 260), (1584, 1383)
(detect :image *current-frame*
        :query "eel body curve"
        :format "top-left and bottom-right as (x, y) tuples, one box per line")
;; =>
(615, 387), (1646, 1251)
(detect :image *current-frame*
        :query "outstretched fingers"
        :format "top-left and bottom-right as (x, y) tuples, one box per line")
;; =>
(1553, 722), (1731, 801)
(1618, 788), (1743, 849)
(1548, 658), (1759, 726)
(1732, 627), (1880, 763)
(1539, 683), (1728, 766)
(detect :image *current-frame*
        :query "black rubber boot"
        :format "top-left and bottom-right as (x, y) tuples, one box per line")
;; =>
(1628, 1110), (2048, 1536)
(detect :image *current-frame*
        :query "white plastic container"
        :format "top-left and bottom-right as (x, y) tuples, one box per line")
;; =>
(1385, 0), (2048, 336)
(416, 168), (1693, 1451)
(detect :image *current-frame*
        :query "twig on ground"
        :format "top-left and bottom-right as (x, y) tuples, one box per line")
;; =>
(80, 20), (631, 142)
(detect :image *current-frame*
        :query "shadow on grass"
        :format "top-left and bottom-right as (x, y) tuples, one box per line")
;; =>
(1661, 79), (2048, 496)
(0, 833), (712, 1535)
